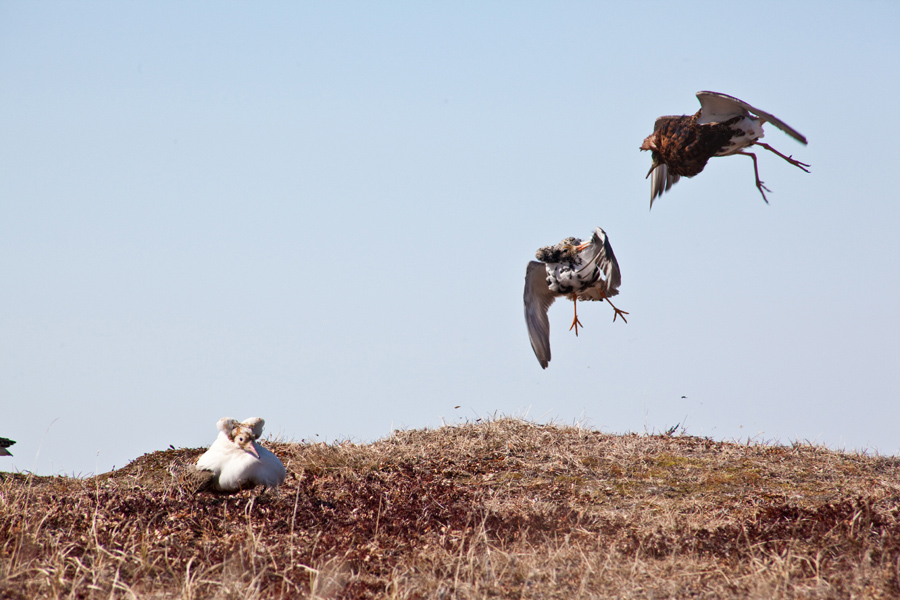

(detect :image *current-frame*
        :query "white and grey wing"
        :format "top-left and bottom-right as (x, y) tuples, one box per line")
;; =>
(695, 91), (751, 125)
(697, 91), (807, 144)
(590, 227), (621, 295)
(524, 261), (556, 369)
(241, 418), (265, 439)
(0, 437), (13, 457)
(648, 163), (680, 207)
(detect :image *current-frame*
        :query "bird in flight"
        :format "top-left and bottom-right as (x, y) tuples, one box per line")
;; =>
(524, 227), (627, 369)
(640, 91), (809, 208)
(0, 437), (15, 457)
(194, 417), (286, 493)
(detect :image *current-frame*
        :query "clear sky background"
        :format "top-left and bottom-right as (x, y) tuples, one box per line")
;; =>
(2, 2), (898, 476)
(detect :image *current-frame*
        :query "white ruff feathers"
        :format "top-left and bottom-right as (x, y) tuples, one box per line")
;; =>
(523, 227), (626, 369)
(196, 417), (286, 492)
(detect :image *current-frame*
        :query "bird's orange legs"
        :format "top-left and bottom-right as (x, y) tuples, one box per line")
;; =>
(568, 295), (584, 336)
(598, 287), (629, 324)
(567, 291), (629, 337)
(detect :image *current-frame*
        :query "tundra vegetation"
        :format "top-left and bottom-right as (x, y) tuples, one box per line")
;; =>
(2, 418), (900, 599)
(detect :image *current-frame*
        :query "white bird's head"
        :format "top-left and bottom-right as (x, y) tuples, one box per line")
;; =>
(214, 417), (262, 459)
(229, 424), (260, 459)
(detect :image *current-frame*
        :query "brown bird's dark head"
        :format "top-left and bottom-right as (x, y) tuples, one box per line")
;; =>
(640, 135), (664, 180)
(640, 132), (665, 181)
(640, 132), (658, 153)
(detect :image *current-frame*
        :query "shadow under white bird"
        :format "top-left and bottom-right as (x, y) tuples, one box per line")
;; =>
(194, 417), (286, 493)
(524, 227), (627, 369)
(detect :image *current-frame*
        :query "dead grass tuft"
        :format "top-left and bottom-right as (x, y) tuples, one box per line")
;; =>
(2, 417), (900, 598)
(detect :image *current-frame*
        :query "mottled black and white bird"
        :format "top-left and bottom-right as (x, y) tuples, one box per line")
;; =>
(524, 227), (627, 369)
(194, 417), (286, 493)
(0, 437), (15, 457)
(640, 91), (809, 208)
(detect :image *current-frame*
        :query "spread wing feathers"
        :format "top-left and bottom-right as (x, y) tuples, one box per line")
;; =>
(648, 163), (680, 207)
(696, 91), (807, 145)
(241, 418), (265, 439)
(577, 227), (622, 300)
(524, 261), (556, 369)
(0, 437), (14, 457)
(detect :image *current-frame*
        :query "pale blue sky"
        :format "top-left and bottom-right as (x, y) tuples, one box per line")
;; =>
(2, 2), (898, 475)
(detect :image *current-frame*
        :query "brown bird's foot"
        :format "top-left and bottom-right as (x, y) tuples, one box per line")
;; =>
(756, 142), (811, 172)
(737, 151), (772, 204)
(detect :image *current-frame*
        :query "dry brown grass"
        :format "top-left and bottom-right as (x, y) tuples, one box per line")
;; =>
(3, 417), (900, 599)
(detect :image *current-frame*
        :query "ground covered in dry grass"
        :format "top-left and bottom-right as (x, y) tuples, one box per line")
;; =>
(3, 418), (900, 599)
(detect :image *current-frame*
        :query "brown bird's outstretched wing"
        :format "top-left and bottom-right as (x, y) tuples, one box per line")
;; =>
(524, 261), (556, 369)
(696, 91), (807, 145)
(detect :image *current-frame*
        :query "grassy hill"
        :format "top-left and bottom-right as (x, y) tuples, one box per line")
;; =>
(2, 418), (900, 599)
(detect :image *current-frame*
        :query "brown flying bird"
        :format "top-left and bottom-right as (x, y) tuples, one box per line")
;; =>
(640, 91), (809, 208)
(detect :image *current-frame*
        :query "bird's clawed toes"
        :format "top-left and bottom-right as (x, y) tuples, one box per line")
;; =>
(569, 315), (584, 336)
(754, 179), (772, 203)
(612, 307), (629, 324)
(789, 157), (811, 172)
(757, 142), (812, 173)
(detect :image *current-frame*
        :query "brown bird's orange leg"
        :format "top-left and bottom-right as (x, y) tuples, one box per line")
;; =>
(756, 142), (811, 172)
(568, 296), (583, 336)
(736, 151), (772, 204)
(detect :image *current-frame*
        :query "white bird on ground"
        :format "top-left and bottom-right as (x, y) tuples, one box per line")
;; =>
(0, 437), (14, 456)
(524, 227), (628, 369)
(195, 417), (286, 493)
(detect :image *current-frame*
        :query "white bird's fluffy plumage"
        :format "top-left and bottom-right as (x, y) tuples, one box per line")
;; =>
(195, 417), (286, 492)
(524, 227), (622, 369)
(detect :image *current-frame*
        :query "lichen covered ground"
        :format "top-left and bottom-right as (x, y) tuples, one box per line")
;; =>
(2, 418), (900, 598)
